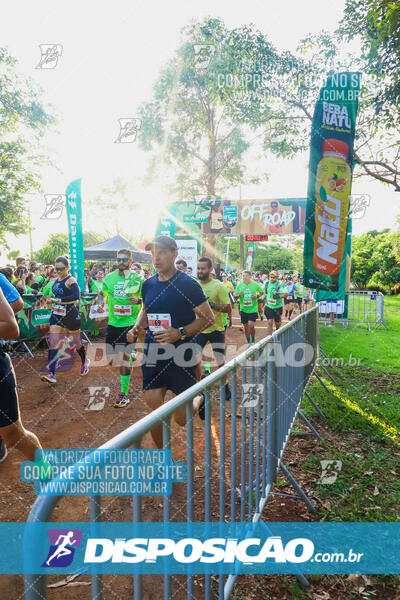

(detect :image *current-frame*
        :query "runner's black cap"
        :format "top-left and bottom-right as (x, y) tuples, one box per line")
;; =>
(145, 235), (178, 251)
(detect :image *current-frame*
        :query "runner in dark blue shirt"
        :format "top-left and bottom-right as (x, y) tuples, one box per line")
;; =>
(128, 236), (214, 448)
(141, 270), (207, 344)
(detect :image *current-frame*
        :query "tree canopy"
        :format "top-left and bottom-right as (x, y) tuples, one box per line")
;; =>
(33, 231), (108, 265)
(138, 18), (298, 200)
(138, 16), (400, 198)
(0, 48), (55, 245)
(33, 233), (69, 265)
(340, 0), (400, 120)
(351, 229), (400, 291)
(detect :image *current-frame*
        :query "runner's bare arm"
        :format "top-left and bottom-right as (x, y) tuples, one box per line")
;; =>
(185, 300), (215, 334)
(0, 288), (19, 340)
(134, 305), (147, 330)
(127, 305), (148, 342)
(65, 276), (77, 287)
(9, 296), (24, 314)
(227, 304), (232, 321)
(211, 302), (231, 313)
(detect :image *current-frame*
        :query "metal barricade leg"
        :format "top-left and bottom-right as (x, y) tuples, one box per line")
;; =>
(133, 441), (142, 600)
(90, 496), (103, 600)
(297, 410), (321, 440)
(279, 463), (316, 513)
(304, 391), (325, 418)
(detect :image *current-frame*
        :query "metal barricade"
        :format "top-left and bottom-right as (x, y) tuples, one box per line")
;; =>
(318, 290), (388, 330)
(24, 307), (319, 600)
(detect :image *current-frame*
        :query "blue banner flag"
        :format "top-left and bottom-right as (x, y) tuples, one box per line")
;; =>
(65, 178), (85, 291)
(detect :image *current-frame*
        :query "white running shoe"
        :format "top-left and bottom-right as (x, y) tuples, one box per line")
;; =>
(41, 372), (57, 384)
(80, 359), (90, 376)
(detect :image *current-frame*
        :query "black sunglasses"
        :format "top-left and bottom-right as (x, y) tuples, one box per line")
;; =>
(117, 257), (130, 263)
(55, 266), (67, 271)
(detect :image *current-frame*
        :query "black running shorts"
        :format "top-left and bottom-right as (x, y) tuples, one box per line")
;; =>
(264, 306), (283, 323)
(105, 325), (134, 357)
(239, 311), (258, 324)
(49, 304), (81, 330)
(141, 339), (197, 395)
(0, 350), (19, 428)
(194, 330), (225, 361)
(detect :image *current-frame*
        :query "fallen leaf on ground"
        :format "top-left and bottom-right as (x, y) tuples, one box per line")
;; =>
(48, 574), (90, 589)
(322, 500), (331, 511)
(362, 575), (375, 586)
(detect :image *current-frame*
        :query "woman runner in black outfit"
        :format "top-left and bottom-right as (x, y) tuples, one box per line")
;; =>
(41, 256), (90, 384)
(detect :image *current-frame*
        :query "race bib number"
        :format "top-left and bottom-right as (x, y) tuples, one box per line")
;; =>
(114, 305), (132, 316)
(52, 304), (66, 316)
(268, 298), (277, 306)
(147, 313), (172, 332)
(243, 291), (253, 306)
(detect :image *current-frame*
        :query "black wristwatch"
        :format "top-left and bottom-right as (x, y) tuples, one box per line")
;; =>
(178, 326), (187, 339)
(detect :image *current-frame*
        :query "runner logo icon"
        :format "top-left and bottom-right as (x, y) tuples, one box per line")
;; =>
(42, 529), (82, 567)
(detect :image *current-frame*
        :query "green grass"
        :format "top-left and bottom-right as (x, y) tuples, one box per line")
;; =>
(308, 370), (400, 442)
(319, 296), (400, 373)
(234, 300), (400, 598)
(302, 295), (400, 523)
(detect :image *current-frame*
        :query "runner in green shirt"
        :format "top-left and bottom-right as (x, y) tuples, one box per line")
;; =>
(194, 258), (232, 413)
(234, 271), (264, 344)
(102, 249), (144, 407)
(264, 271), (288, 335)
(294, 279), (306, 314)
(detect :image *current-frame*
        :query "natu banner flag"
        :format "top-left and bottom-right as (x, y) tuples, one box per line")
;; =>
(303, 72), (361, 291)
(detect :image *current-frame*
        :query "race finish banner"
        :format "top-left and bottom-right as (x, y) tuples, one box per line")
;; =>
(156, 198), (306, 241)
(303, 72), (361, 291)
(65, 178), (85, 292)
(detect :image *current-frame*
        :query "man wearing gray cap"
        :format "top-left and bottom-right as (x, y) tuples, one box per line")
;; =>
(128, 236), (214, 448)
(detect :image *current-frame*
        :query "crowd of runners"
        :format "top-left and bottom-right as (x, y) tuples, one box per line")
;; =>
(0, 237), (313, 459)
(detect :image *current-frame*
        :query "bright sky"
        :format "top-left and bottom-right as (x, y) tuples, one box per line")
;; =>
(1, 0), (399, 257)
